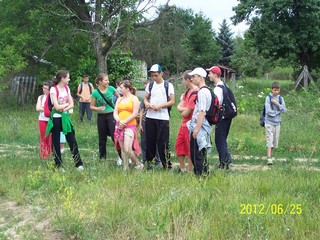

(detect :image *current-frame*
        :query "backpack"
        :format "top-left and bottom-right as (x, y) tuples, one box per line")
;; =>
(196, 86), (223, 126)
(218, 84), (237, 119)
(259, 95), (282, 127)
(148, 80), (172, 116)
(79, 82), (93, 94)
(44, 85), (69, 117)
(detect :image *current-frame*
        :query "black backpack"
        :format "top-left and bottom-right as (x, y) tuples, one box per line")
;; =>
(260, 95), (282, 127)
(195, 86), (223, 125)
(218, 84), (237, 119)
(148, 80), (172, 116)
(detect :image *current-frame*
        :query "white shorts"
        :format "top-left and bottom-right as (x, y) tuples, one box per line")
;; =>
(265, 124), (280, 148)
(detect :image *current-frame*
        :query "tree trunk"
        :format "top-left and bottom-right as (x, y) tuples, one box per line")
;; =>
(93, 36), (108, 73)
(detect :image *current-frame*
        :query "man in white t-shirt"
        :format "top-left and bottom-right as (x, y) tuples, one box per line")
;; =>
(186, 67), (212, 176)
(144, 64), (175, 169)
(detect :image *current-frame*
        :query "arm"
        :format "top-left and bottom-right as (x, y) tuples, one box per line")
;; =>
(153, 94), (175, 111)
(90, 96), (105, 111)
(271, 97), (287, 113)
(36, 96), (43, 112)
(51, 92), (68, 111)
(113, 98), (121, 122)
(76, 84), (82, 99)
(62, 90), (74, 112)
(192, 111), (206, 139)
(138, 107), (145, 133)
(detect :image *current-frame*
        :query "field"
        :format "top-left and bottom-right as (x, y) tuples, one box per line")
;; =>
(0, 78), (319, 239)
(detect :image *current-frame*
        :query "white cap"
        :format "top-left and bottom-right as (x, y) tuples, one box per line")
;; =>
(188, 67), (207, 78)
(148, 64), (162, 72)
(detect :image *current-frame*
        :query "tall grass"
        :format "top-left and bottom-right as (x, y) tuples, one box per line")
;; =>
(0, 78), (319, 239)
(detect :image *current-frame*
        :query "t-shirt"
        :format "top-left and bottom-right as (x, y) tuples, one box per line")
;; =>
(190, 87), (211, 126)
(78, 82), (93, 102)
(91, 86), (116, 113)
(50, 85), (70, 118)
(181, 88), (198, 124)
(145, 81), (174, 121)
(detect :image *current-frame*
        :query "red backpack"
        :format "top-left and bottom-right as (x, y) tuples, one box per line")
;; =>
(44, 85), (69, 117)
(196, 86), (223, 125)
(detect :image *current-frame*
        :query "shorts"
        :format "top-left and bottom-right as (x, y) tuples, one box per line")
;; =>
(265, 124), (280, 148)
(175, 125), (191, 157)
(124, 128), (134, 139)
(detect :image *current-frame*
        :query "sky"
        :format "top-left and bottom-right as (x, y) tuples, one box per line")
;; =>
(155, 0), (249, 36)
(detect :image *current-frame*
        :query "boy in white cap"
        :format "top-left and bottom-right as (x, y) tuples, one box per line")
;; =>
(144, 64), (175, 169)
(186, 67), (212, 176)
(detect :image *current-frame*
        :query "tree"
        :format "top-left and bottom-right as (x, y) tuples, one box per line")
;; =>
(231, 34), (272, 77)
(216, 19), (234, 67)
(41, 0), (170, 73)
(129, 7), (220, 73)
(232, 0), (320, 72)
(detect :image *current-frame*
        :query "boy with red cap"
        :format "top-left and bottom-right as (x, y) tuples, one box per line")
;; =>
(206, 66), (233, 170)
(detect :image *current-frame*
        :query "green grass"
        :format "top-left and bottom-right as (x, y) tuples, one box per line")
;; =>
(0, 78), (320, 239)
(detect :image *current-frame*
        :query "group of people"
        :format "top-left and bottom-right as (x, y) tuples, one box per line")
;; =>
(36, 64), (287, 176)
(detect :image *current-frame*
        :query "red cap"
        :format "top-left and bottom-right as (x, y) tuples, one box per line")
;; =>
(206, 66), (221, 76)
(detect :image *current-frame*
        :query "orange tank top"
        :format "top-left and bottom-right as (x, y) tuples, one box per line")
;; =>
(118, 95), (136, 126)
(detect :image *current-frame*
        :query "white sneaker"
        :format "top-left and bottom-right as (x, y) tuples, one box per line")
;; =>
(77, 166), (84, 171)
(117, 157), (122, 166)
(135, 163), (144, 170)
(61, 148), (65, 153)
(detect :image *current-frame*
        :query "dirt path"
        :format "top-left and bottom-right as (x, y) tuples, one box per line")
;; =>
(0, 200), (62, 240)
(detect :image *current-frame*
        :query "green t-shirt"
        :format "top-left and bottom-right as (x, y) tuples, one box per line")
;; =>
(91, 86), (116, 113)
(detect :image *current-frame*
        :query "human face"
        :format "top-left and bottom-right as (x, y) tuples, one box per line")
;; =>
(272, 88), (280, 97)
(100, 76), (109, 87)
(62, 74), (70, 85)
(190, 74), (202, 87)
(119, 83), (129, 95)
(150, 72), (163, 83)
(83, 76), (89, 82)
(42, 85), (49, 95)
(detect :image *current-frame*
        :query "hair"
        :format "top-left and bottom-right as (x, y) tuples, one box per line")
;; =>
(272, 82), (281, 89)
(53, 70), (69, 85)
(43, 80), (52, 89)
(183, 70), (192, 81)
(115, 78), (123, 86)
(122, 80), (136, 95)
(95, 73), (108, 85)
(83, 74), (89, 78)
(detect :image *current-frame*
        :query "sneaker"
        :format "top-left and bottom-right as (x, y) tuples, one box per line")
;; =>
(77, 165), (84, 171)
(61, 148), (65, 154)
(117, 157), (122, 166)
(267, 157), (274, 165)
(135, 163), (144, 170)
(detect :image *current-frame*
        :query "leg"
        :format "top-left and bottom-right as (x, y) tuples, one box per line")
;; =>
(97, 114), (107, 159)
(79, 102), (85, 122)
(145, 118), (157, 162)
(215, 119), (232, 168)
(85, 102), (92, 122)
(140, 119), (147, 161)
(156, 120), (170, 169)
(65, 131), (83, 167)
(52, 118), (63, 167)
(39, 120), (52, 159)
(190, 133), (208, 176)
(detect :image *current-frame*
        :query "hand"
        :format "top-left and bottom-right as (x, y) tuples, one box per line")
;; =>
(271, 99), (279, 105)
(139, 124), (143, 133)
(152, 105), (161, 111)
(99, 106), (106, 111)
(192, 129), (199, 139)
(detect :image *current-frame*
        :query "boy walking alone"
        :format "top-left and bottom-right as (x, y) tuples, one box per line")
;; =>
(264, 82), (287, 165)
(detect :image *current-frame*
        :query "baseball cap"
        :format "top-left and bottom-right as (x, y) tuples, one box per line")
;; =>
(148, 64), (162, 72)
(188, 67), (207, 78)
(206, 66), (221, 76)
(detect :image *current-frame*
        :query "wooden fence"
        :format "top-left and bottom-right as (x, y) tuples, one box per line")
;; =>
(11, 76), (37, 105)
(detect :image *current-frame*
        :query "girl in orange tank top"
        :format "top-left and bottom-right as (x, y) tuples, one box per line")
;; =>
(113, 80), (143, 171)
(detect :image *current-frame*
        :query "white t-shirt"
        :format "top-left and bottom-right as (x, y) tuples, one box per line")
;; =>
(38, 95), (49, 121)
(50, 86), (70, 118)
(214, 81), (224, 104)
(191, 87), (212, 125)
(145, 81), (174, 121)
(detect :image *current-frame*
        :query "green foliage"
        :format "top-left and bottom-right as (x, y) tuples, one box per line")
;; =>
(216, 19), (234, 67)
(232, 0), (320, 71)
(231, 34), (273, 77)
(129, 6), (220, 73)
